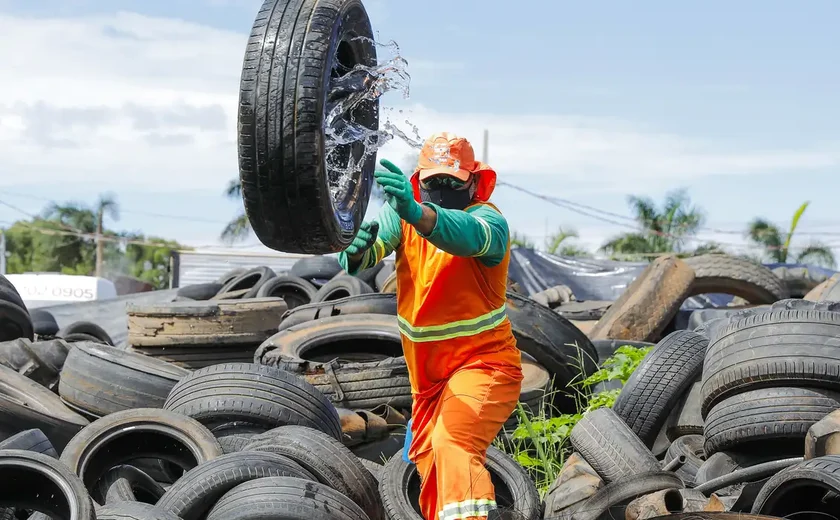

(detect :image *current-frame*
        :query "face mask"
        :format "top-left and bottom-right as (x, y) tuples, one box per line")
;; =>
(419, 175), (477, 210)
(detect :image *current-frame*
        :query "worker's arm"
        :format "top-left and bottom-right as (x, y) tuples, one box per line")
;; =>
(414, 203), (509, 267)
(338, 203), (403, 275)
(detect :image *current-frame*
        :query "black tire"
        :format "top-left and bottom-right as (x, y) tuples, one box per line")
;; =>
(215, 266), (276, 299)
(356, 262), (385, 288)
(215, 267), (247, 286)
(351, 432), (405, 463)
(29, 309), (59, 337)
(255, 274), (318, 309)
(0, 338), (69, 391)
(217, 434), (256, 454)
(0, 449), (95, 519)
(0, 301), (33, 342)
(374, 263), (395, 292)
(0, 364), (88, 451)
(239, 0), (379, 254)
(703, 387), (840, 456)
(379, 446), (540, 520)
(58, 321), (113, 345)
(554, 471), (684, 520)
(97, 502), (182, 520)
(694, 451), (783, 485)
(664, 434), (705, 487)
(312, 275), (375, 303)
(750, 455), (840, 516)
(59, 408), (223, 490)
(163, 362), (343, 440)
(243, 425), (383, 520)
(277, 293), (397, 332)
(0, 274), (27, 310)
(156, 451), (315, 520)
(701, 309), (840, 416)
(613, 330), (708, 447)
(591, 339), (654, 365)
(684, 254), (788, 303)
(206, 476), (370, 520)
(505, 292), (598, 412)
(569, 407), (660, 483)
(59, 342), (190, 417)
(668, 380), (704, 440)
(290, 256), (344, 281)
(176, 283), (224, 301)
(0, 429), (56, 458)
(96, 465), (166, 505)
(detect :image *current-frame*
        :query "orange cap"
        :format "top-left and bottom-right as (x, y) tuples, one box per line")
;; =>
(416, 132), (477, 181)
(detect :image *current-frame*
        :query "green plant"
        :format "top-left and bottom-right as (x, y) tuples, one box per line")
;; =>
(747, 201), (836, 268)
(496, 344), (653, 495)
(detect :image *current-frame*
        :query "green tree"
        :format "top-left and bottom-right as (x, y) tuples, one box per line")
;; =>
(747, 201), (836, 268)
(123, 234), (185, 289)
(221, 179), (251, 244)
(601, 189), (704, 257)
(94, 194), (120, 277)
(545, 227), (590, 257)
(511, 231), (535, 249)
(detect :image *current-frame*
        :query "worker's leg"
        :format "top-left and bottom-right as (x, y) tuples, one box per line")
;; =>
(409, 393), (443, 520)
(432, 362), (522, 520)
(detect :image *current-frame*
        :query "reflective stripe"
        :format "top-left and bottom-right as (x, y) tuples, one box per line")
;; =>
(438, 499), (496, 520)
(372, 238), (387, 264)
(397, 304), (507, 343)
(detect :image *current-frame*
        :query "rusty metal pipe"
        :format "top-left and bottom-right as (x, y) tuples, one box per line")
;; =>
(662, 454), (686, 472)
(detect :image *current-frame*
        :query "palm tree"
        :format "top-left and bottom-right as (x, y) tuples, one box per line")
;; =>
(94, 194), (119, 277)
(511, 231), (535, 249)
(221, 179), (251, 244)
(747, 201), (836, 268)
(601, 189), (704, 258)
(545, 227), (590, 257)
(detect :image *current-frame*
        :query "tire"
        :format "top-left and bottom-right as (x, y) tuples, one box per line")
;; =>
(215, 267), (247, 286)
(276, 293), (397, 332)
(360, 458), (382, 482)
(374, 263), (395, 292)
(590, 254), (695, 342)
(96, 465), (166, 505)
(684, 254), (788, 303)
(217, 434), (256, 454)
(569, 408), (660, 483)
(804, 272), (840, 301)
(127, 345), (260, 370)
(58, 321), (113, 345)
(59, 408), (223, 490)
(312, 276), (375, 303)
(96, 502), (182, 520)
(58, 342), (190, 417)
(703, 387), (840, 456)
(290, 256), (344, 281)
(555, 471), (684, 520)
(0, 301), (33, 342)
(0, 274), (27, 310)
(244, 425), (382, 520)
(701, 308), (840, 416)
(0, 337), (70, 391)
(156, 451), (315, 520)
(379, 446), (541, 520)
(356, 261), (385, 287)
(506, 292), (598, 412)
(164, 363), (343, 440)
(694, 451), (783, 485)
(504, 354), (550, 430)
(664, 435), (705, 487)
(0, 429), (57, 458)
(668, 380), (704, 440)
(751, 455), (840, 516)
(0, 449), (95, 519)
(613, 330), (708, 447)
(214, 266), (276, 300)
(379, 271), (397, 293)
(255, 275), (318, 309)
(176, 283), (224, 301)
(29, 309), (59, 337)
(238, 0), (379, 253)
(206, 476), (370, 520)
(0, 364), (88, 451)
(591, 339), (654, 365)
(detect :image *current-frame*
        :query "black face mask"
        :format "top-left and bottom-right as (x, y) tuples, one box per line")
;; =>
(419, 176), (476, 210)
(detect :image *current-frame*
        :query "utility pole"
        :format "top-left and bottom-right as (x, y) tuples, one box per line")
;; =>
(95, 208), (104, 277)
(482, 129), (489, 163)
(0, 229), (5, 275)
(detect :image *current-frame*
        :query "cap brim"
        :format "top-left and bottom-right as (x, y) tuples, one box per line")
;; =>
(417, 167), (472, 182)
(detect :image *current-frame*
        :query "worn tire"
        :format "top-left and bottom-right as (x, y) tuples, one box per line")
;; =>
(684, 254), (787, 303)
(555, 471), (684, 520)
(58, 321), (113, 345)
(613, 330), (708, 447)
(569, 408), (660, 483)
(0, 301), (33, 342)
(0, 364), (88, 451)
(290, 256), (344, 281)
(30, 309), (59, 337)
(59, 342), (189, 417)
(506, 292), (598, 411)
(0, 449), (95, 519)
(215, 267), (247, 286)
(255, 274), (318, 309)
(804, 273), (840, 301)
(751, 455), (840, 516)
(312, 275), (375, 303)
(239, 0), (378, 254)
(664, 434), (706, 487)
(59, 408), (223, 490)
(206, 476), (370, 520)
(215, 266), (276, 300)
(97, 502), (182, 520)
(0, 429), (57, 458)
(590, 255), (695, 342)
(244, 425), (383, 520)
(379, 271), (397, 293)
(668, 380), (704, 440)
(374, 263), (395, 292)
(701, 308), (840, 416)
(96, 465), (166, 505)
(703, 387), (840, 456)
(379, 446), (540, 520)
(156, 451), (314, 520)
(277, 293), (397, 332)
(164, 362), (343, 440)
(176, 283), (224, 301)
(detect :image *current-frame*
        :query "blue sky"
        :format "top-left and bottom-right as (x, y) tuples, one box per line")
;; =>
(0, 0), (838, 258)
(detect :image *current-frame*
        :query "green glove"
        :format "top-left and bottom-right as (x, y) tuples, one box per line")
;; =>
(346, 221), (379, 258)
(375, 159), (423, 225)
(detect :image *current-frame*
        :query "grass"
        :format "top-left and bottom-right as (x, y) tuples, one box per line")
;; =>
(495, 344), (653, 496)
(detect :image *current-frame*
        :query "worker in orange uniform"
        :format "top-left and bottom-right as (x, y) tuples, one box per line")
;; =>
(339, 132), (523, 520)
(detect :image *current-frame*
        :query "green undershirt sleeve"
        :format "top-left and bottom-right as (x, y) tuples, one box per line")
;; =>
(338, 204), (403, 275)
(417, 202), (510, 267)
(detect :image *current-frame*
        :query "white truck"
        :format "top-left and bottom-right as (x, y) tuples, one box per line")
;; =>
(4, 273), (118, 309)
